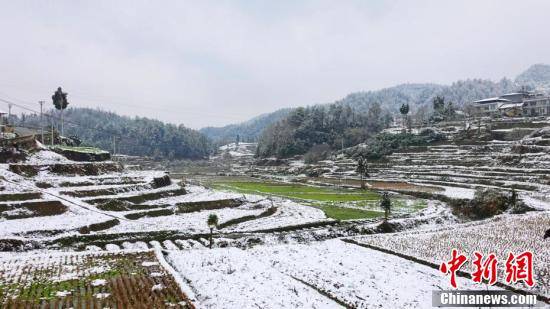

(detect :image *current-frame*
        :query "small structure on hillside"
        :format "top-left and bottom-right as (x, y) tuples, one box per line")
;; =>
(0, 110), (15, 139)
(470, 91), (550, 117)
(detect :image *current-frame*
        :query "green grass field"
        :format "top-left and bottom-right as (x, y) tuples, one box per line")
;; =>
(209, 180), (426, 220)
(211, 181), (380, 201)
(319, 206), (383, 220)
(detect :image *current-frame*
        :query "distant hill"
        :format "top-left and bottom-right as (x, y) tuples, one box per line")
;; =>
(202, 79), (517, 143)
(200, 108), (292, 144)
(15, 108), (211, 159)
(337, 78), (516, 113)
(202, 64), (550, 142)
(515, 64), (550, 91)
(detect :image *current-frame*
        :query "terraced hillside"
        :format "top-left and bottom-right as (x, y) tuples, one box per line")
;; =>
(2, 129), (549, 307)
(237, 118), (550, 212)
(1, 151), (348, 252)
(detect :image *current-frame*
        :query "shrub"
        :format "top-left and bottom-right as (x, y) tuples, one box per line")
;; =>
(303, 144), (331, 164)
(450, 188), (532, 220)
(347, 133), (432, 160)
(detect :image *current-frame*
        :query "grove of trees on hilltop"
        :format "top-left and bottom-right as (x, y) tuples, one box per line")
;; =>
(14, 107), (211, 159)
(339, 78), (517, 114)
(256, 103), (392, 158)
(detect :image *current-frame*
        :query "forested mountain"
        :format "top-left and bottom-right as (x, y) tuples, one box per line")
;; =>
(515, 64), (550, 91)
(203, 71), (534, 143)
(200, 108), (291, 144)
(255, 64), (550, 158)
(12, 64), (548, 160)
(339, 78), (516, 114)
(256, 103), (392, 158)
(15, 108), (211, 159)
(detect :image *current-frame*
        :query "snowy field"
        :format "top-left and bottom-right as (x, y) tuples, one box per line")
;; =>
(1, 154), (332, 239)
(216, 142), (256, 158)
(108, 206), (267, 234)
(3, 147), (549, 307)
(353, 211), (550, 297)
(167, 239), (504, 309)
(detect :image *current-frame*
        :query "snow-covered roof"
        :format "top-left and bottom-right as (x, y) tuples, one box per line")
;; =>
(473, 97), (510, 104)
(500, 92), (524, 96)
(498, 102), (524, 109)
(523, 96), (550, 102)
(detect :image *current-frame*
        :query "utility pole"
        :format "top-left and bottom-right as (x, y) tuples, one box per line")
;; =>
(112, 136), (116, 160)
(61, 108), (64, 137)
(39, 101), (45, 143)
(339, 138), (344, 188)
(7, 103), (12, 125)
(51, 115), (54, 146)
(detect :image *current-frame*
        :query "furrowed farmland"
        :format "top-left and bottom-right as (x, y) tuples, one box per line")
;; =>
(1, 115), (550, 307)
(0, 250), (193, 308)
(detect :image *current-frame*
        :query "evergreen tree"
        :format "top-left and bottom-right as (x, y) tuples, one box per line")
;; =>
(399, 103), (410, 132)
(433, 96), (445, 114)
(52, 87), (69, 137)
(380, 192), (392, 221)
(207, 213), (218, 249)
(356, 156), (369, 189)
(399, 103), (409, 116)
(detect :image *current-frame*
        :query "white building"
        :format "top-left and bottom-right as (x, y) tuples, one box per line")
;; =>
(471, 92), (550, 117)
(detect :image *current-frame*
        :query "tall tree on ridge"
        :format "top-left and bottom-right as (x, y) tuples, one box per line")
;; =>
(399, 103), (410, 132)
(52, 87), (69, 137)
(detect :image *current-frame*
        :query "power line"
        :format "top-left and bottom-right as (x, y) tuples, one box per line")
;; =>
(0, 98), (124, 137)
(68, 91), (249, 121)
(0, 89), (250, 122)
(39, 100), (45, 143)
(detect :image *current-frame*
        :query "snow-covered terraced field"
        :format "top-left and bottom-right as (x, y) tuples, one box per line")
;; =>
(0, 249), (193, 307)
(352, 211), (550, 297)
(3, 144), (549, 307)
(108, 206), (268, 234)
(1, 151), (334, 243)
(167, 239), (504, 309)
(168, 247), (338, 308)
(226, 199), (330, 232)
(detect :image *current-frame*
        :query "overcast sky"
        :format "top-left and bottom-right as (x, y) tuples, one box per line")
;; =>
(1, 0), (549, 128)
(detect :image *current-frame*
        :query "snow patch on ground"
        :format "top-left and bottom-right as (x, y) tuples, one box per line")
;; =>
(25, 150), (72, 164)
(167, 247), (339, 308)
(167, 239), (504, 308)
